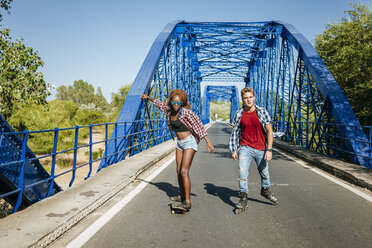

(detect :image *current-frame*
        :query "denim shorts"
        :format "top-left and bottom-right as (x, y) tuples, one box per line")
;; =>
(176, 135), (198, 152)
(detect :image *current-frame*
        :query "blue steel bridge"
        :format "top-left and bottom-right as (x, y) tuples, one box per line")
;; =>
(0, 20), (371, 215)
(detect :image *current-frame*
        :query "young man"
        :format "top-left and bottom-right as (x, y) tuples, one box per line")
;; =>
(229, 87), (278, 210)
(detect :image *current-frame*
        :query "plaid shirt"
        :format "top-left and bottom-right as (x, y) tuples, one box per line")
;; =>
(229, 105), (272, 154)
(153, 99), (207, 143)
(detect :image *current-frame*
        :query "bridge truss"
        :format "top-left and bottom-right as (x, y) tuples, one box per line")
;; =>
(104, 21), (370, 169)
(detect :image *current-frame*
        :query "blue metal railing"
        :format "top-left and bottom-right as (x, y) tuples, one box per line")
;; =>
(274, 121), (372, 168)
(0, 119), (171, 213)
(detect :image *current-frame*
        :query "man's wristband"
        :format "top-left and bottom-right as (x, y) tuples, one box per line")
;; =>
(267, 149), (273, 152)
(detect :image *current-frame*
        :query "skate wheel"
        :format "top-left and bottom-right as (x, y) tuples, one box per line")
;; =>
(171, 210), (175, 214)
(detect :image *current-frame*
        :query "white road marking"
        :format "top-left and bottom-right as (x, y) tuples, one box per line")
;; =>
(275, 149), (372, 203)
(66, 157), (175, 248)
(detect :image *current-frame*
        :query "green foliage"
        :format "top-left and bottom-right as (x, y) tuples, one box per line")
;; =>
(210, 101), (231, 121)
(315, 3), (372, 125)
(56, 157), (73, 168)
(111, 84), (131, 109)
(48, 100), (79, 127)
(74, 108), (105, 125)
(0, 28), (50, 119)
(108, 83), (132, 121)
(90, 148), (104, 160)
(95, 87), (107, 111)
(9, 100), (79, 131)
(0, 0), (12, 21)
(8, 100), (92, 153)
(43, 166), (51, 173)
(0, 199), (12, 219)
(56, 79), (108, 111)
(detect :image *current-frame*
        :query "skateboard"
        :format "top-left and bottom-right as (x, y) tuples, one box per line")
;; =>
(170, 203), (187, 214)
(234, 204), (248, 215)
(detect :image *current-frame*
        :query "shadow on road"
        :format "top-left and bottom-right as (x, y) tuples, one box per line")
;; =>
(204, 183), (238, 207)
(139, 180), (197, 198)
(213, 151), (232, 158)
(220, 127), (232, 134)
(203, 183), (274, 208)
(206, 143), (231, 158)
(213, 144), (229, 149)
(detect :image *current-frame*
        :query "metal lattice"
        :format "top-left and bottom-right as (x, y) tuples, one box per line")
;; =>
(103, 21), (370, 168)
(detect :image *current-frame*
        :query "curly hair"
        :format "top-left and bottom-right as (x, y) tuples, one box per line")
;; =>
(167, 89), (191, 109)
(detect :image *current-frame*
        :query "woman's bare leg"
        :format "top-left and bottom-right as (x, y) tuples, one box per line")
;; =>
(180, 148), (196, 204)
(176, 149), (185, 199)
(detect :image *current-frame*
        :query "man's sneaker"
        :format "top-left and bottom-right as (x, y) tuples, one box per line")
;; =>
(236, 192), (248, 209)
(176, 202), (192, 210)
(169, 195), (184, 202)
(261, 187), (278, 204)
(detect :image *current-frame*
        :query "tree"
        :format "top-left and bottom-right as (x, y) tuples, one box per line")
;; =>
(0, 28), (50, 119)
(94, 87), (108, 112)
(111, 84), (131, 109)
(55, 85), (69, 101)
(315, 3), (372, 126)
(210, 101), (231, 121)
(8, 100), (94, 153)
(0, 0), (12, 21)
(108, 84), (132, 121)
(56, 80), (108, 111)
(8, 100), (80, 153)
(74, 107), (105, 125)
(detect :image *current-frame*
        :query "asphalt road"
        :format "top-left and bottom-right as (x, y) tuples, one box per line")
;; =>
(75, 122), (371, 248)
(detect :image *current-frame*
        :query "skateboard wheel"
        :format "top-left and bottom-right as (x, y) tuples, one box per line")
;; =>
(234, 208), (242, 215)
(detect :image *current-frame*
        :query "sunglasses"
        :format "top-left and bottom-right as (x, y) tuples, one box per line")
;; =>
(171, 101), (183, 106)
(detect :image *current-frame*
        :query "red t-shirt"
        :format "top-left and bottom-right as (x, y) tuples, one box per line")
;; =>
(239, 109), (266, 150)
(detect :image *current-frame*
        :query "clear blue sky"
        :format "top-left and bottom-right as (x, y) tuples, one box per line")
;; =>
(1, 0), (365, 102)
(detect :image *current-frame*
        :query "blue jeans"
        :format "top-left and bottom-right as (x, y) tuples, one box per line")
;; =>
(238, 146), (270, 193)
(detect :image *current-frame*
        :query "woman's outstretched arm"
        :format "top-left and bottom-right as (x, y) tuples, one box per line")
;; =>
(141, 94), (169, 114)
(141, 94), (154, 102)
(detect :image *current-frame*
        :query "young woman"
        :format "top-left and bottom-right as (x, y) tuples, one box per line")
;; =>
(141, 89), (214, 210)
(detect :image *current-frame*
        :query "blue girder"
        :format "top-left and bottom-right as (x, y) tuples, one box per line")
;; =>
(102, 20), (369, 168)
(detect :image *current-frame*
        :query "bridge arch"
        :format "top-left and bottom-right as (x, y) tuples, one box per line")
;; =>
(104, 20), (369, 168)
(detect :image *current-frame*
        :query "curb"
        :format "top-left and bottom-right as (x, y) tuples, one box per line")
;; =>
(274, 139), (372, 192)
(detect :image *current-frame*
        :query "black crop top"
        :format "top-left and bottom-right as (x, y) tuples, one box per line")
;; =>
(170, 118), (189, 132)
